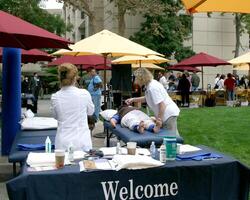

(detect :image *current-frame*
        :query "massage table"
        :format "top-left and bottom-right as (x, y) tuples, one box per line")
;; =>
(8, 129), (56, 176)
(104, 121), (184, 147)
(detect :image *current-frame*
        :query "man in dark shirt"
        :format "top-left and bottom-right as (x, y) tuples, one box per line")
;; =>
(224, 73), (236, 101)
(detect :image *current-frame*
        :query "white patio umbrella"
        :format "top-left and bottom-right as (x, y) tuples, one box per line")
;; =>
(53, 29), (163, 106)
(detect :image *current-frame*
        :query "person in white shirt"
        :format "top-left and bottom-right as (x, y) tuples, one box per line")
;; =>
(217, 74), (226, 90)
(51, 63), (94, 151)
(125, 67), (180, 136)
(158, 71), (168, 90)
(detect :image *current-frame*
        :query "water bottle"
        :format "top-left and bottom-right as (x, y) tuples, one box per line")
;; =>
(159, 143), (166, 163)
(150, 141), (156, 159)
(116, 142), (121, 155)
(45, 136), (51, 153)
(68, 142), (74, 162)
(164, 135), (177, 161)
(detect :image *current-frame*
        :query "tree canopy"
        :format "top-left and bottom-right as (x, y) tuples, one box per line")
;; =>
(0, 0), (70, 36)
(130, 0), (194, 61)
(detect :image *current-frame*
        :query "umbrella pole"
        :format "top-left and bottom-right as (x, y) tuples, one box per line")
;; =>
(80, 65), (83, 77)
(139, 60), (141, 68)
(249, 64), (250, 78)
(201, 66), (204, 107)
(202, 66), (204, 91)
(103, 53), (108, 108)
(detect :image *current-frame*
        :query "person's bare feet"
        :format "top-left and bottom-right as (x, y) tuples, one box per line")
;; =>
(110, 119), (117, 128)
(137, 121), (145, 134)
(153, 120), (161, 133)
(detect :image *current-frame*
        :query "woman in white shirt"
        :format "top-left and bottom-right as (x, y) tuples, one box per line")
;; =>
(51, 63), (94, 151)
(126, 68), (180, 136)
(217, 74), (226, 90)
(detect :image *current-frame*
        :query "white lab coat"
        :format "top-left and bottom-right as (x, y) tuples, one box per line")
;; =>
(51, 86), (94, 151)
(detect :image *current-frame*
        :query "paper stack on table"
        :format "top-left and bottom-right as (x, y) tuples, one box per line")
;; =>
(27, 151), (86, 170)
(112, 155), (163, 170)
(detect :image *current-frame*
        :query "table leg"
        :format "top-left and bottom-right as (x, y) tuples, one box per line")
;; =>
(13, 162), (16, 177)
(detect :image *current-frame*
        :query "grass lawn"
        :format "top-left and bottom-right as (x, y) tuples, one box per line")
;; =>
(178, 106), (250, 166)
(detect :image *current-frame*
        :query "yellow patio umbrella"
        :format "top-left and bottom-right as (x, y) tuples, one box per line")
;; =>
(112, 55), (169, 66)
(131, 63), (165, 70)
(181, 0), (250, 14)
(233, 63), (250, 71)
(54, 29), (163, 106)
(229, 52), (250, 76)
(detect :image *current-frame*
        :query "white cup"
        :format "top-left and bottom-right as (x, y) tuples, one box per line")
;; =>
(127, 142), (137, 155)
(55, 149), (65, 169)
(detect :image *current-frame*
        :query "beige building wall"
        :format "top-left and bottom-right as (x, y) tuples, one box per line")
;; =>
(192, 13), (249, 88)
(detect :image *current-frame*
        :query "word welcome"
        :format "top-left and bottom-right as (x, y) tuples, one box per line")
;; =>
(101, 179), (178, 200)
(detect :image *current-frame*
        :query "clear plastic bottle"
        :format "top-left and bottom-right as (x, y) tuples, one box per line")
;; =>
(68, 142), (74, 162)
(150, 141), (156, 159)
(159, 143), (166, 163)
(116, 142), (121, 155)
(45, 136), (51, 153)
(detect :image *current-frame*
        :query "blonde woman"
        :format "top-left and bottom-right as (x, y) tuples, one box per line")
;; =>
(51, 63), (94, 151)
(125, 67), (180, 136)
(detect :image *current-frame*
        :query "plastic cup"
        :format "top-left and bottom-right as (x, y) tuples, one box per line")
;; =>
(127, 142), (137, 155)
(55, 149), (65, 169)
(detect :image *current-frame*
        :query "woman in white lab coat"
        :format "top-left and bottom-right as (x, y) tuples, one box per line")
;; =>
(51, 63), (94, 151)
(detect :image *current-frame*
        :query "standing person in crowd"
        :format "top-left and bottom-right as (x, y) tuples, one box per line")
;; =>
(239, 75), (249, 89)
(21, 76), (30, 108)
(224, 73), (236, 101)
(29, 72), (41, 113)
(217, 74), (225, 90)
(51, 63), (94, 151)
(177, 74), (191, 107)
(191, 71), (200, 91)
(158, 71), (168, 90)
(22, 77), (29, 94)
(214, 74), (220, 89)
(125, 67), (180, 136)
(87, 67), (103, 122)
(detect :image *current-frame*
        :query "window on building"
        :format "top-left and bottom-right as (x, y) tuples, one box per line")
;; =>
(81, 11), (85, 19)
(81, 34), (85, 39)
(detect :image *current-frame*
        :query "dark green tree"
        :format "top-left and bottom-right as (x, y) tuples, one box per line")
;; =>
(130, 0), (194, 61)
(0, 0), (71, 36)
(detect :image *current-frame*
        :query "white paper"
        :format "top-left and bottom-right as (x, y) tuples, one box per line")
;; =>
(79, 161), (86, 172)
(27, 152), (70, 168)
(95, 159), (113, 170)
(99, 147), (127, 155)
(73, 151), (87, 160)
(100, 147), (150, 156)
(179, 144), (201, 154)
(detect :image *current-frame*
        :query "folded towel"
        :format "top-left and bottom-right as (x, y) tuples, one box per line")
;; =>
(17, 144), (55, 151)
(177, 152), (222, 161)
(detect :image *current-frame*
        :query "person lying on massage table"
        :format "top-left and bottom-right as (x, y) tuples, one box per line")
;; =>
(110, 105), (161, 134)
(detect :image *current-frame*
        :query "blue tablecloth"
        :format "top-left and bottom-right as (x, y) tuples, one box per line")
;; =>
(6, 146), (250, 200)
(8, 129), (56, 163)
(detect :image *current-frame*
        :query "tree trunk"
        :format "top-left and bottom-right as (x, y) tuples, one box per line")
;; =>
(88, 14), (97, 35)
(117, 6), (126, 36)
(234, 14), (241, 58)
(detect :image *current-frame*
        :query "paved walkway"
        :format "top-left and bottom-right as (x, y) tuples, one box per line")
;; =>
(0, 98), (112, 199)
